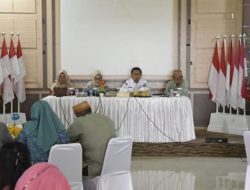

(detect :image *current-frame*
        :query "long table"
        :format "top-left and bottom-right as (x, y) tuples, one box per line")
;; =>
(43, 96), (195, 143)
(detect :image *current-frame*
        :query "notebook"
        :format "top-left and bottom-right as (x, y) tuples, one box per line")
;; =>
(53, 87), (68, 97)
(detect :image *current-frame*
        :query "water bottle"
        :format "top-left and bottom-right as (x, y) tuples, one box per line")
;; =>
(75, 88), (79, 96)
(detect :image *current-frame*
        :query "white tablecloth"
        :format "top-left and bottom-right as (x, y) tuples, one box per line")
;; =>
(43, 96), (195, 142)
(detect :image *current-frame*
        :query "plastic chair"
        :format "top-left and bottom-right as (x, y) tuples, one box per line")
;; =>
(48, 143), (84, 190)
(244, 131), (250, 164)
(83, 137), (133, 190)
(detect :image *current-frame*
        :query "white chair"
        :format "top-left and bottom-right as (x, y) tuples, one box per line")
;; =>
(83, 137), (133, 190)
(244, 131), (250, 164)
(48, 143), (84, 190)
(243, 131), (250, 190)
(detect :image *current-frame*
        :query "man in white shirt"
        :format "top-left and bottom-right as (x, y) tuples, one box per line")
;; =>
(121, 67), (148, 92)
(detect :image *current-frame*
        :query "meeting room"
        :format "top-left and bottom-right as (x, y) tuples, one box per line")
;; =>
(0, 0), (250, 189)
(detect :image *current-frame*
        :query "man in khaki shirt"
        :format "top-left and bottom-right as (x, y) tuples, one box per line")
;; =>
(67, 101), (116, 177)
(165, 69), (188, 97)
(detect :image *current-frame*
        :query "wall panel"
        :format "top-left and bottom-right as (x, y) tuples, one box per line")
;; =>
(0, 0), (43, 88)
(190, 0), (242, 88)
(13, 0), (36, 13)
(13, 17), (37, 48)
(0, 0), (12, 12)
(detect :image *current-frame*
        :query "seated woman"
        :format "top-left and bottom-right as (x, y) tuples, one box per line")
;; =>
(16, 101), (70, 164)
(0, 122), (13, 149)
(0, 141), (31, 190)
(85, 70), (106, 92)
(50, 70), (74, 95)
(15, 163), (71, 190)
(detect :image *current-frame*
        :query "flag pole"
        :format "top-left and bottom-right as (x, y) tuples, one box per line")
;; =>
(18, 102), (20, 113)
(17, 32), (21, 113)
(216, 35), (220, 111)
(0, 33), (4, 117)
(10, 32), (14, 116)
(3, 104), (5, 115)
(1, 34), (6, 117)
(229, 34), (235, 114)
(1, 33), (6, 117)
(243, 33), (247, 116)
(224, 35), (227, 110)
(10, 101), (13, 115)
(243, 33), (248, 77)
(214, 36), (220, 112)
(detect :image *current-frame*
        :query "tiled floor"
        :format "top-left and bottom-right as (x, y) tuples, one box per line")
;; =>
(131, 156), (247, 190)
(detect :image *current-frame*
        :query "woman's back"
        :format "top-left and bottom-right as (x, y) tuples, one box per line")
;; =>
(16, 100), (70, 163)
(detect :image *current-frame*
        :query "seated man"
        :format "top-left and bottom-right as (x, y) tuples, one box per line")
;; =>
(67, 101), (116, 177)
(165, 69), (188, 97)
(121, 67), (148, 92)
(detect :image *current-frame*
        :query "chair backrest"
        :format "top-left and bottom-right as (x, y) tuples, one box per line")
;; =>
(48, 143), (82, 182)
(244, 131), (250, 164)
(101, 137), (132, 176)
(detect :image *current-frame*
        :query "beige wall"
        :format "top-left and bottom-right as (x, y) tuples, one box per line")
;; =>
(190, 0), (243, 88)
(0, 0), (43, 88)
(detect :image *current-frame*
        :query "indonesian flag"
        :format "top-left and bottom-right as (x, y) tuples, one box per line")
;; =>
(230, 38), (240, 109)
(1, 38), (11, 78)
(0, 37), (14, 104)
(217, 38), (227, 107)
(9, 38), (20, 79)
(208, 40), (220, 103)
(226, 37), (234, 106)
(14, 38), (26, 103)
(238, 37), (246, 109)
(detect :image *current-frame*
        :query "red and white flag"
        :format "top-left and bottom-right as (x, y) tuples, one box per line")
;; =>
(9, 38), (20, 79)
(217, 38), (227, 107)
(226, 37), (234, 106)
(0, 37), (14, 104)
(14, 37), (26, 103)
(237, 37), (246, 109)
(208, 39), (220, 103)
(230, 38), (240, 109)
(1, 37), (11, 78)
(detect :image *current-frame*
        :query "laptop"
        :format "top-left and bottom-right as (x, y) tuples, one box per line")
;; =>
(53, 87), (68, 97)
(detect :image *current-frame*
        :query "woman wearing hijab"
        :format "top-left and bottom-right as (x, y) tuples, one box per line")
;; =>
(15, 163), (71, 190)
(50, 69), (74, 95)
(0, 142), (31, 190)
(85, 70), (106, 89)
(0, 122), (13, 149)
(16, 100), (70, 163)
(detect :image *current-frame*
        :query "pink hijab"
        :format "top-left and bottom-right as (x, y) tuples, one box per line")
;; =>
(14, 163), (71, 190)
